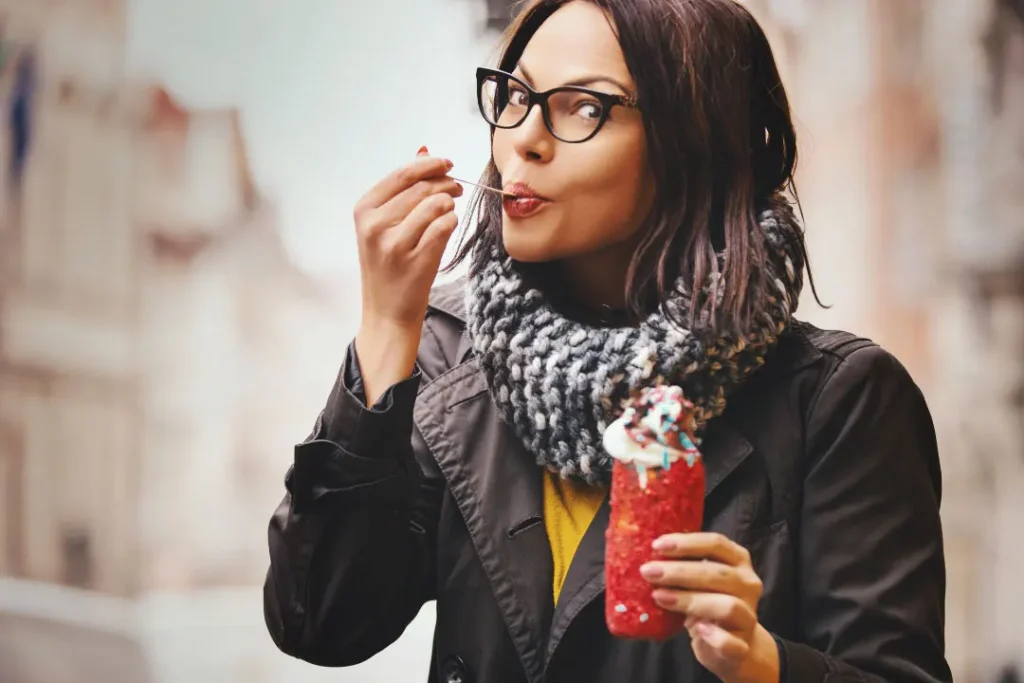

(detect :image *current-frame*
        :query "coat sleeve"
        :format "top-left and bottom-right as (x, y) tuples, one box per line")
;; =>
(263, 339), (445, 667)
(777, 345), (953, 683)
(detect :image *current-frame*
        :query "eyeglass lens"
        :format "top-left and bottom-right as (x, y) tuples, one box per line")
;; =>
(480, 73), (607, 142)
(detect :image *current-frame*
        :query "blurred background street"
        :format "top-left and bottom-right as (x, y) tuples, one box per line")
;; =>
(0, 0), (1021, 681)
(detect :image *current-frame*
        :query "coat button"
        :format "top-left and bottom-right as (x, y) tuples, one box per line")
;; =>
(439, 654), (472, 683)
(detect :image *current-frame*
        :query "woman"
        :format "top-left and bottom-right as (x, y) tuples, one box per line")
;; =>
(264, 1), (952, 682)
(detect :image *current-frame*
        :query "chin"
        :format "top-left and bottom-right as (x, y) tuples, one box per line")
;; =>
(501, 220), (563, 264)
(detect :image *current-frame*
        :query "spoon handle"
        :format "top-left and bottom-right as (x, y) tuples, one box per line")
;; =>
(450, 176), (516, 197)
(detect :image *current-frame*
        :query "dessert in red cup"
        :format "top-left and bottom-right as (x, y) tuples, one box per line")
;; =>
(602, 385), (705, 641)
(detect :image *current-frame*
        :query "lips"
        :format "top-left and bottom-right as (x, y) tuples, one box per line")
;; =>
(503, 182), (550, 219)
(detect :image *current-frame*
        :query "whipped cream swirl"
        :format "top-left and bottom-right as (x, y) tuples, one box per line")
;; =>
(602, 386), (701, 488)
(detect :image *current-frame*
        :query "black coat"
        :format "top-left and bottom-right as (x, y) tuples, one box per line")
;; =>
(264, 280), (952, 683)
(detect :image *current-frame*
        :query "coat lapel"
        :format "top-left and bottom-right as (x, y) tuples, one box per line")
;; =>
(544, 496), (610, 660)
(413, 358), (553, 683)
(544, 414), (754, 666)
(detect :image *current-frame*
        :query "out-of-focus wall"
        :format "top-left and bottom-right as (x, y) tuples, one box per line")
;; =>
(0, 0), (140, 596)
(0, 0), (351, 599)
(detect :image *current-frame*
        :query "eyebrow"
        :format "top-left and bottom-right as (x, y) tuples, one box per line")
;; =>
(517, 62), (633, 96)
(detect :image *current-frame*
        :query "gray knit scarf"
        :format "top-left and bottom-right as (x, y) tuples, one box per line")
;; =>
(465, 203), (805, 485)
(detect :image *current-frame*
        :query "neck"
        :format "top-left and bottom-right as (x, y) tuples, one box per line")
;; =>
(558, 242), (635, 312)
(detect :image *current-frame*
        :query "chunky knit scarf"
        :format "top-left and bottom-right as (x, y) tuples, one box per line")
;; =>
(466, 203), (805, 485)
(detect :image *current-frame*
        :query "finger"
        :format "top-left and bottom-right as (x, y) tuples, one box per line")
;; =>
(357, 156), (454, 212)
(389, 193), (456, 253)
(652, 532), (751, 567)
(640, 560), (761, 600)
(690, 621), (750, 662)
(415, 209), (460, 258)
(377, 177), (463, 227)
(651, 590), (757, 632)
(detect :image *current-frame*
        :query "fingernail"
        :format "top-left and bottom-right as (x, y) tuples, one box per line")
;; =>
(652, 590), (675, 606)
(640, 563), (663, 579)
(695, 622), (714, 639)
(417, 145), (429, 156)
(652, 537), (674, 551)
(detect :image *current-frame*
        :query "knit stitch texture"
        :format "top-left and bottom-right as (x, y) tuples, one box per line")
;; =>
(466, 202), (805, 484)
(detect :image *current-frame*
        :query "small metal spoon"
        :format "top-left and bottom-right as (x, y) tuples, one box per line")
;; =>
(450, 176), (517, 197)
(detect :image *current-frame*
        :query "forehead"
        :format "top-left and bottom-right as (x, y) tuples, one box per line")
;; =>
(517, 1), (634, 89)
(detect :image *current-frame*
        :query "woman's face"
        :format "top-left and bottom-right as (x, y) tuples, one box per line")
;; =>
(492, 1), (655, 265)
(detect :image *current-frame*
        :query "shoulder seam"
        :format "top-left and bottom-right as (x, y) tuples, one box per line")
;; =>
(817, 336), (876, 359)
(804, 342), (885, 436)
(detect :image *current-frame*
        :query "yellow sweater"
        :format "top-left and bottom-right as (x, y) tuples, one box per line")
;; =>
(542, 470), (607, 605)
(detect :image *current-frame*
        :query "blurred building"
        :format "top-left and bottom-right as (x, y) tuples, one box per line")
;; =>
(0, 3), (352, 680)
(0, 0), (138, 595)
(134, 86), (353, 592)
(0, 0), (351, 594)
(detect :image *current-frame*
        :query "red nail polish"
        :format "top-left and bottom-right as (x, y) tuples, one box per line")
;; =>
(417, 145), (429, 156)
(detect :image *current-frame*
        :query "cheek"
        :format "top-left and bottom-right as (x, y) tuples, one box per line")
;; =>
(494, 126), (654, 262)
(569, 143), (653, 239)
(491, 130), (514, 170)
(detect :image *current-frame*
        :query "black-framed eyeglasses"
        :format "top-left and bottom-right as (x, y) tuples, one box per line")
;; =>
(476, 67), (639, 144)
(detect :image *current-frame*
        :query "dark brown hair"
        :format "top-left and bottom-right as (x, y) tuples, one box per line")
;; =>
(447, 0), (820, 334)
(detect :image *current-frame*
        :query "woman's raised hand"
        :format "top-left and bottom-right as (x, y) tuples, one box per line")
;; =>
(353, 147), (464, 404)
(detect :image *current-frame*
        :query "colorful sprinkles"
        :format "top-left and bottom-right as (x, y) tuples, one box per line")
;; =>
(619, 386), (701, 489)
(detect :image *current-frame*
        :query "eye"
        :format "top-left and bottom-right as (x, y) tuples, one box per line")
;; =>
(574, 101), (604, 121)
(508, 84), (529, 107)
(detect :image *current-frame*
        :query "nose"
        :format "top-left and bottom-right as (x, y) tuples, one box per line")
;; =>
(509, 102), (554, 163)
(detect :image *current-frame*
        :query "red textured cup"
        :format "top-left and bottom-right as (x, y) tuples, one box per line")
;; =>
(605, 457), (705, 640)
